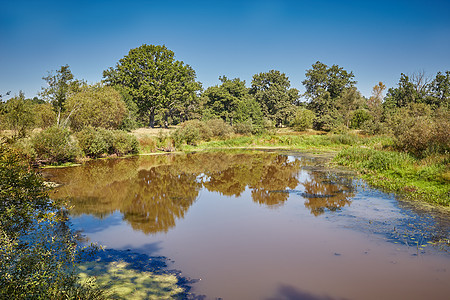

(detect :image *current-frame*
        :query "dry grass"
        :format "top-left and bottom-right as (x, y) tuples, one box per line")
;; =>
(131, 126), (178, 138)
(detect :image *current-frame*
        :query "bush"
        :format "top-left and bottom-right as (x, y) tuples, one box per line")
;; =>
(32, 126), (81, 163)
(77, 127), (139, 158)
(389, 104), (450, 157)
(65, 85), (128, 131)
(350, 109), (371, 129)
(172, 120), (212, 146)
(233, 120), (254, 135)
(207, 118), (233, 138)
(76, 127), (111, 158)
(110, 130), (139, 155)
(291, 108), (315, 131)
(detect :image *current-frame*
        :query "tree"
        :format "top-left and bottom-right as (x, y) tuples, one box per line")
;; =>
(427, 71), (450, 109)
(65, 84), (128, 131)
(302, 61), (356, 100)
(103, 44), (201, 128)
(367, 82), (386, 112)
(250, 70), (299, 126)
(2, 91), (35, 138)
(335, 87), (365, 127)
(40, 65), (84, 124)
(384, 73), (423, 109)
(0, 143), (102, 298)
(202, 76), (262, 126)
(302, 62), (356, 130)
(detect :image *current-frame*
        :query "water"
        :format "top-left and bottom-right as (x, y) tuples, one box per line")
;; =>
(42, 151), (450, 300)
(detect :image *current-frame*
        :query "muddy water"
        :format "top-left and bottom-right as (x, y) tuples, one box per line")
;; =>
(43, 151), (450, 300)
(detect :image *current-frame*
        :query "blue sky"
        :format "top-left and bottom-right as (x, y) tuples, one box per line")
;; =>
(1, 0), (449, 100)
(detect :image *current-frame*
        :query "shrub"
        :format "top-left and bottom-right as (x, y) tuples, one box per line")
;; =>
(172, 120), (212, 146)
(32, 126), (81, 163)
(291, 108), (315, 131)
(389, 104), (450, 157)
(233, 120), (254, 135)
(207, 118), (233, 138)
(76, 127), (111, 158)
(110, 130), (139, 155)
(350, 109), (371, 129)
(76, 127), (139, 158)
(65, 84), (128, 131)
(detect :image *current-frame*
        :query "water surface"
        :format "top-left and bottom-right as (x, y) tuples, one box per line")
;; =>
(43, 151), (450, 300)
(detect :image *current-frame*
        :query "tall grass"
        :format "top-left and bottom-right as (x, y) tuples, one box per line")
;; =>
(335, 147), (449, 206)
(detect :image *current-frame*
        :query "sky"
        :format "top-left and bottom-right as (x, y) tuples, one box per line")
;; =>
(1, 0), (450, 100)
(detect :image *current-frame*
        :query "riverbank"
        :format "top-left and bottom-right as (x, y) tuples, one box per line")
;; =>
(132, 130), (448, 208)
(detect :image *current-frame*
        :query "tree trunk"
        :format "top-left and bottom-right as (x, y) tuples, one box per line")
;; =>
(148, 108), (155, 128)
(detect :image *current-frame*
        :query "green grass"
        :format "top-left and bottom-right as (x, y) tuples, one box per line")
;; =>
(179, 133), (372, 152)
(334, 147), (450, 206)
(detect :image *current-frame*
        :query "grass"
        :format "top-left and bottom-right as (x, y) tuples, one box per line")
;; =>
(334, 147), (450, 206)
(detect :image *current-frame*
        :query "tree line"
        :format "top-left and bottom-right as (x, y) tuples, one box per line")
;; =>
(1, 44), (449, 156)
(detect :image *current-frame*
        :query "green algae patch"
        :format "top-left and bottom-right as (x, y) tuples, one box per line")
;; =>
(76, 260), (185, 300)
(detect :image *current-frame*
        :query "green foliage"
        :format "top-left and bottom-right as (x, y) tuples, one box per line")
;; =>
(0, 144), (104, 299)
(427, 71), (450, 109)
(172, 120), (211, 146)
(302, 62), (356, 130)
(40, 65), (85, 114)
(291, 108), (315, 131)
(66, 84), (128, 131)
(350, 109), (371, 129)
(172, 119), (237, 146)
(34, 102), (57, 129)
(233, 120), (254, 135)
(202, 77), (258, 125)
(110, 130), (140, 156)
(335, 147), (413, 172)
(334, 147), (449, 206)
(2, 92), (35, 138)
(329, 133), (359, 145)
(388, 104), (449, 157)
(76, 127), (111, 158)
(206, 118), (233, 138)
(384, 71), (449, 110)
(77, 127), (139, 158)
(32, 126), (81, 164)
(303, 61), (356, 101)
(250, 70), (299, 126)
(103, 44), (201, 127)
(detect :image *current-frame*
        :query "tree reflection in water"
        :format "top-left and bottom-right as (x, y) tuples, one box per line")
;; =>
(43, 152), (354, 234)
(302, 171), (354, 216)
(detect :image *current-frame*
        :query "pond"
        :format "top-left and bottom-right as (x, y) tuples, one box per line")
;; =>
(42, 150), (450, 300)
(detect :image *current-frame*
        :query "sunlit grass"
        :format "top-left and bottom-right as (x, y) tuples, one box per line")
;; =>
(334, 147), (450, 206)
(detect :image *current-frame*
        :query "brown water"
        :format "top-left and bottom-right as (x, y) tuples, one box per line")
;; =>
(43, 151), (450, 300)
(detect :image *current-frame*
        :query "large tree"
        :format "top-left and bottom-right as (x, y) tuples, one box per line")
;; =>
(250, 70), (299, 126)
(103, 44), (201, 127)
(302, 61), (356, 130)
(202, 76), (262, 126)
